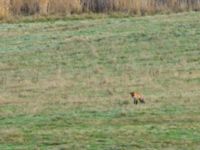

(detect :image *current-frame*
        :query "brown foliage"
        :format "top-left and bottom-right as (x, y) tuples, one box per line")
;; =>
(0, 0), (10, 18)
(1, 0), (200, 18)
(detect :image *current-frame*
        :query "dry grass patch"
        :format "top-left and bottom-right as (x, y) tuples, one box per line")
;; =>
(1, 0), (200, 19)
(0, 128), (24, 144)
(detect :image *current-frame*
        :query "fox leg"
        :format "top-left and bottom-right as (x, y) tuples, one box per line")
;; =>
(132, 97), (136, 104)
(136, 99), (138, 104)
(139, 98), (145, 103)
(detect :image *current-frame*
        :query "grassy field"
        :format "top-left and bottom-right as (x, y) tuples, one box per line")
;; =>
(0, 12), (200, 149)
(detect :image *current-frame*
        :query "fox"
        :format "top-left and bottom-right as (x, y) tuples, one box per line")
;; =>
(130, 92), (145, 104)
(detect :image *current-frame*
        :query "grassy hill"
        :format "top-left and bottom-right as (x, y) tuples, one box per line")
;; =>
(0, 12), (200, 149)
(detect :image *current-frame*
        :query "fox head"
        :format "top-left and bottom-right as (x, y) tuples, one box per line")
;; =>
(130, 92), (135, 97)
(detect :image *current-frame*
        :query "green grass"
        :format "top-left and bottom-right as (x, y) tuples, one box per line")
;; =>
(0, 12), (200, 149)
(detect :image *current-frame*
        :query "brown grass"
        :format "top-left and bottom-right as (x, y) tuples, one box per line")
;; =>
(48, 0), (81, 15)
(1, 0), (200, 19)
(0, 0), (10, 19)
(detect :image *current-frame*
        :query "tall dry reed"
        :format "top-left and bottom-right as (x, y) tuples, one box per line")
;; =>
(81, 0), (200, 14)
(1, 0), (200, 18)
(0, 0), (10, 18)
(48, 0), (81, 15)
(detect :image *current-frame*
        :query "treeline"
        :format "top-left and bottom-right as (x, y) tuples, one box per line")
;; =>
(1, 0), (200, 18)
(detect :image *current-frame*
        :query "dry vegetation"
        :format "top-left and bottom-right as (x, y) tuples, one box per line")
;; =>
(1, 0), (200, 19)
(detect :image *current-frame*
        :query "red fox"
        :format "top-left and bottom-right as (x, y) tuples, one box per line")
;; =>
(130, 92), (145, 104)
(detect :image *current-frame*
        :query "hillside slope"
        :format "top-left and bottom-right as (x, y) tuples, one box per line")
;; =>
(0, 12), (200, 149)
